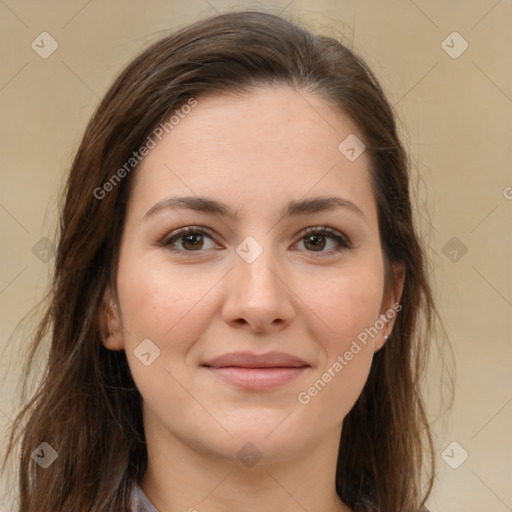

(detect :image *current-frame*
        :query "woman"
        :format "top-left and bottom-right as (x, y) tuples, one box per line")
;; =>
(2, 10), (445, 512)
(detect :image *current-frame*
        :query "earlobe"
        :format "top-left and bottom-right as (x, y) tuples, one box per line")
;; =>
(98, 288), (124, 351)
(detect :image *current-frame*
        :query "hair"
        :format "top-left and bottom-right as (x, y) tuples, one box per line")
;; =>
(1, 9), (451, 512)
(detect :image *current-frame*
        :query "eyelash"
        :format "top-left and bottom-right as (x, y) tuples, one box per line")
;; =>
(159, 226), (352, 257)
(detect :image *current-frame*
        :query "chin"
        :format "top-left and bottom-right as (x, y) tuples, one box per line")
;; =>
(198, 420), (310, 466)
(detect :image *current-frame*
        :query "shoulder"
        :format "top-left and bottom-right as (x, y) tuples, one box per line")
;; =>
(353, 499), (430, 511)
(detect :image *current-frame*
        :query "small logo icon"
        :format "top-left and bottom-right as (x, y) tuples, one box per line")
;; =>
(31, 442), (58, 468)
(31, 32), (59, 59)
(237, 442), (262, 468)
(134, 338), (161, 366)
(442, 236), (468, 263)
(441, 32), (468, 59)
(503, 186), (512, 200)
(32, 237), (55, 262)
(236, 236), (263, 264)
(441, 441), (469, 469)
(338, 134), (366, 161)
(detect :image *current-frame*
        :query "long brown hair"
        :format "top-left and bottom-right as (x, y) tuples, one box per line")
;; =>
(2, 10), (452, 512)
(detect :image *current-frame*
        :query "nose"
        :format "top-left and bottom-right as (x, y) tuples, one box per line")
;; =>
(221, 244), (295, 333)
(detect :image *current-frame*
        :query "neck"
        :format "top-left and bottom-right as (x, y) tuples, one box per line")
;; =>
(140, 416), (352, 512)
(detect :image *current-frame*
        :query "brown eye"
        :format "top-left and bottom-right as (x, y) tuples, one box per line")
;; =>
(161, 227), (218, 255)
(180, 232), (205, 251)
(303, 233), (327, 251)
(298, 227), (351, 255)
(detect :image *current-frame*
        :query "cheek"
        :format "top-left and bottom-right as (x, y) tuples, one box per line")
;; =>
(117, 264), (210, 425)
(298, 264), (383, 408)
(295, 275), (382, 419)
(116, 258), (224, 407)
(296, 345), (373, 425)
(308, 263), (384, 346)
(117, 254), (211, 342)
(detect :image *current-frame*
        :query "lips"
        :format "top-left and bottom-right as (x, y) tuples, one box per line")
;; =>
(201, 351), (310, 391)
(201, 351), (310, 369)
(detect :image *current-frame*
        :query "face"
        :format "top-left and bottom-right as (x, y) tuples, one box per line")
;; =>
(101, 86), (404, 465)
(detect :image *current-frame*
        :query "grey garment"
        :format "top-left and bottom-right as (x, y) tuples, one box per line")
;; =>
(353, 498), (378, 511)
(354, 500), (430, 511)
(130, 484), (159, 512)
(130, 483), (429, 512)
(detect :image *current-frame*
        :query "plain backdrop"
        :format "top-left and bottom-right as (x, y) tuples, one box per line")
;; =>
(0, 1), (511, 511)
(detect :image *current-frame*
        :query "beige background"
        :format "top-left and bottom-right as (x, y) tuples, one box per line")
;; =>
(1, 1), (511, 510)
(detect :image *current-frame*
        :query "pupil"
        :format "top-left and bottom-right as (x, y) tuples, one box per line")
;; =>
(184, 234), (202, 249)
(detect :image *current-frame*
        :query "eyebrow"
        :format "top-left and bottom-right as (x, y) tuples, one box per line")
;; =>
(143, 195), (366, 222)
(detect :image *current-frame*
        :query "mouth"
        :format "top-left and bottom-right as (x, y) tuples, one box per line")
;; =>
(200, 351), (310, 391)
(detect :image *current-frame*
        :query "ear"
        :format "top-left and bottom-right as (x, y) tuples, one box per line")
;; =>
(98, 287), (124, 351)
(374, 261), (405, 352)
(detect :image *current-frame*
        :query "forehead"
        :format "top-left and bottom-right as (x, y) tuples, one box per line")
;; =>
(127, 86), (377, 224)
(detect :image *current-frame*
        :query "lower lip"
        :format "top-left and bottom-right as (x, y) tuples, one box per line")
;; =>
(204, 366), (309, 390)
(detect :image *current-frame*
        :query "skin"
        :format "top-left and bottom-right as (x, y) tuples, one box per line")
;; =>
(100, 86), (405, 512)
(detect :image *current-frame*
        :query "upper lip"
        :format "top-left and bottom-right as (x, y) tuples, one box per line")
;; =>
(202, 351), (310, 368)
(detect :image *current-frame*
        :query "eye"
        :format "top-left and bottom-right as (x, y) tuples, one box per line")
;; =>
(294, 226), (352, 255)
(160, 226), (219, 255)
(159, 225), (352, 257)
